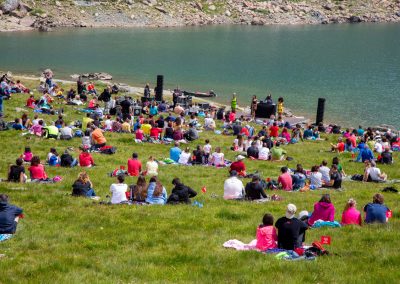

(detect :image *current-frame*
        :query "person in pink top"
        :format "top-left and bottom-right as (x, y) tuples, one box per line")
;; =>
(308, 194), (335, 226)
(28, 156), (48, 181)
(277, 167), (293, 191)
(341, 198), (362, 226)
(256, 213), (277, 251)
(280, 128), (291, 143)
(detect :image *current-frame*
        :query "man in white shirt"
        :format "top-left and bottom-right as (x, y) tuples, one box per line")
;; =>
(204, 114), (216, 130)
(60, 124), (74, 140)
(223, 171), (244, 200)
(374, 141), (383, 154)
(258, 143), (270, 160)
(366, 161), (387, 182)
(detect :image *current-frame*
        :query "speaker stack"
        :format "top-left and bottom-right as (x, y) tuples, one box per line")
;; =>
(316, 98), (325, 125)
(155, 75), (164, 102)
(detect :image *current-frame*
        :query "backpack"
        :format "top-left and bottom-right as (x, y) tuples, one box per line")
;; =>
(74, 130), (83, 137)
(351, 174), (363, 181)
(49, 155), (59, 166)
(305, 242), (329, 257)
(100, 145), (116, 155)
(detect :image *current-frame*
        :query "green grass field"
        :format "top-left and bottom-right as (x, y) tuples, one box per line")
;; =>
(0, 78), (399, 283)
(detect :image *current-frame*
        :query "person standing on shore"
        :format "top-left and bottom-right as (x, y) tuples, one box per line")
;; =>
(231, 93), (237, 112)
(144, 83), (151, 98)
(251, 95), (258, 119)
(277, 97), (284, 117)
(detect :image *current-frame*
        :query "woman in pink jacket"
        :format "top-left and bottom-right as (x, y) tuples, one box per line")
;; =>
(341, 198), (362, 226)
(256, 213), (277, 251)
(308, 194), (335, 226)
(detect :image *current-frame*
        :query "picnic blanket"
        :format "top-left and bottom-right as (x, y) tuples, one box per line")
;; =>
(223, 239), (258, 251)
(312, 220), (341, 228)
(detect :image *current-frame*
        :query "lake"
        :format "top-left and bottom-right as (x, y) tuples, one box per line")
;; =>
(0, 24), (399, 128)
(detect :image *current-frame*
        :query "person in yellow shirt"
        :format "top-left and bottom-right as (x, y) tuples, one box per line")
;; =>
(121, 119), (131, 133)
(277, 97), (284, 117)
(82, 113), (94, 131)
(140, 119), (152, 136)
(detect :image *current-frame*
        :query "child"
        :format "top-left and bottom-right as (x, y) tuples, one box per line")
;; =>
(30, 120), (43, 136)
(79, 147), (95, 168)
(135, 128), (144, 143)
(47, 148), (58, 164)
(81, 130), (92, 149)
(341, 198), (362, 226)
(277, 97), (284, 117)
(26, 95), (36, 108)
(22, 147), (33, 163)
(256, 213), (278, 251)
(203, 139), (212, 164)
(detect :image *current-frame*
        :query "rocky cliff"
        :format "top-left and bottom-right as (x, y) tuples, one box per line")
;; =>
(1, 0), (399, 31)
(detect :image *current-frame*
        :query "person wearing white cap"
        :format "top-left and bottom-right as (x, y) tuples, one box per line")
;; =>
(229, 155), (247, 177)
(275, 204), (308, 250)
(223, 170), (244, 200)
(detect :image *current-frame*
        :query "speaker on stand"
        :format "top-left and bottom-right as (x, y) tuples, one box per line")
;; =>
(155, 75), (164, 102)
(315, 98), (326, 125)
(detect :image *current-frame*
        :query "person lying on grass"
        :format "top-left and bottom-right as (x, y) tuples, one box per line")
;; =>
(167, 178), (197, 204)
(72, 172), (97, 198)
(0, 194), (23, 235)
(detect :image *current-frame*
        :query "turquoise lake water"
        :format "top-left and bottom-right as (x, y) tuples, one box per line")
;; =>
(0, 24), (399, 127)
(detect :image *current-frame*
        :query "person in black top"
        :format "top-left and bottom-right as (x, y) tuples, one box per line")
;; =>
(72, 172), (96, 197)
(144, 83), (151, 98)
(77, 77), (85, 95)
(60, 150), (78, 167)
(120, 96), (132, 120)
(275, 204), (308, 250)
(167, 178), (197, 204)
(192, 145), (204, 165)
(0, 194), (23, 234)
(164, 122), (174, 139)
(329, 164), (342, 189)
(245, 176), (267, 200)
(8, 158), (26, 183)
(380, 148), (393, 164)
(156, 115), (165, 128)
(232, 121), (242, 136)
(247, 141), (259, 159)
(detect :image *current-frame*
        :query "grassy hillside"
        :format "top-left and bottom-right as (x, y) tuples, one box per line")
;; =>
(0, 78), (399, 283)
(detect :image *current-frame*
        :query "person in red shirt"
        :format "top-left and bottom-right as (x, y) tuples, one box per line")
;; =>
(26, 95), (36, 109)
(28, 156), (48, 181)
(229, 155), (247, 177)
(269, 122), (280, 138)
(150, 127), (162, 140)
(277, 166), (293, 191)
(127, 152), (142, 176)
(240, 126), (250, 137)
(79, 147), (95, 167)
(87, 82), (96, 95)
(229, 111), (236, 123)
(331, 137), (345, 153)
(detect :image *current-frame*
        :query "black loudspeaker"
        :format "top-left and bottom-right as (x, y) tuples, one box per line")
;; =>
(198, 102), (210, 110)
(133, 106), (142, 116)
(255, 103), (276, 118)
(316, 98), (326, 125)
(155, 75), (163, 101)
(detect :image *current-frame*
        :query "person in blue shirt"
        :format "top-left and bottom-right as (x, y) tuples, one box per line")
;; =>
(12, 118), (24, 130)
(149, 102), (158, 116)
(0, 94), (3, 116)
(357, 125), (364, 137)
(360, 145), (374, 162)
(170, 142), (182, 162)
(145, 176), (168, 205)
(303, 126), (314, 139)
(364, 193), (389, 224)
(0, 194), (23, 235)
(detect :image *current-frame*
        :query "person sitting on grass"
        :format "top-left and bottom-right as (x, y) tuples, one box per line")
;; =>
(22, 147), (33, 163)
(127, 152), (142, 177)
(210, 147), (225, 167)
(223, 170), (244, 200)
(247, 141), (259, 159)
(167, 178), (197, 204)
(258, 143), (270, 160)
(121, 118), (131, 133)
(379, 147), (393, 164)
(229, 155), (246, 177)
(277, 166), (293, 191)
(47, 148), (60, 167)
(330, 137), (345, 153)
(364, 193), (390, 224)
(59, 122), (74, 140)
(91, 125), (106, 149)
(178, 147), (191, 165)
(309, 165), (323, 189)
(72, 172), (97, 198)
(12, 118), (24, 130)
(328, 164), (342, 189)
(292, 164), (307, 191)
(275, 204), (308, 250)
(308, 194), (335, 226)
(270, 142), (286, 161)
(145, 156), (158, 176)
(110, 175), (128, 204)
(145, 176), (168, 205)
(318, 160), (331, 185)
(79, 147), (95, 168)
(192, 145), (204, 165)
(332, 156), (346, 177)
(204, 114), (216, 130)
(0, 194), (23, 236)
(129, 175), (147, 203)
(169, 142), (182, 163)
(360, 144), (374, 163)
(245, 176), (267, 201)
(7, 158), (26, 183)
(184, 123), (199, 141)
(60, 150), (78, 168)
(256, 213), (278, 251)
(363, 160), (387, 182)
(28, 156), (49, 182)
(42, 124), (59, 139)
(341, 198), (362, 226)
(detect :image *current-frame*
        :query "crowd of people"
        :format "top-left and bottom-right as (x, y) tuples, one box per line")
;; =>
(0, 73), (397, 249)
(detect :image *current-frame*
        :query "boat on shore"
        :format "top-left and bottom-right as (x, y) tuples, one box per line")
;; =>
(183, 90), (217, 98)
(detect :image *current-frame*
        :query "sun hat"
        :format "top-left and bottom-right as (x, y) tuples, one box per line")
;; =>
(298, 210), (309, 221)
(286, 204), (297, 219)
(236, 155), (245, 161)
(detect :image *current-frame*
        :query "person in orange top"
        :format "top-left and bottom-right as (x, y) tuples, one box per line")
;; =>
(91, 125), (107, 148)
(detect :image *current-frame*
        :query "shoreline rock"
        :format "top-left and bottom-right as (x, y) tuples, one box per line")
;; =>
(0, 0), (399, 32)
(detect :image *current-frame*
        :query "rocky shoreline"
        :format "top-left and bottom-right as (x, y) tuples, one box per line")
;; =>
(0, 0), (399, 32)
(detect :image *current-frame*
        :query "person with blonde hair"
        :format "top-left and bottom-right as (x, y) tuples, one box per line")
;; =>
(72, 172), (96, 198)
(341, 198), (362, 225)
(145, 156), (158, 176)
